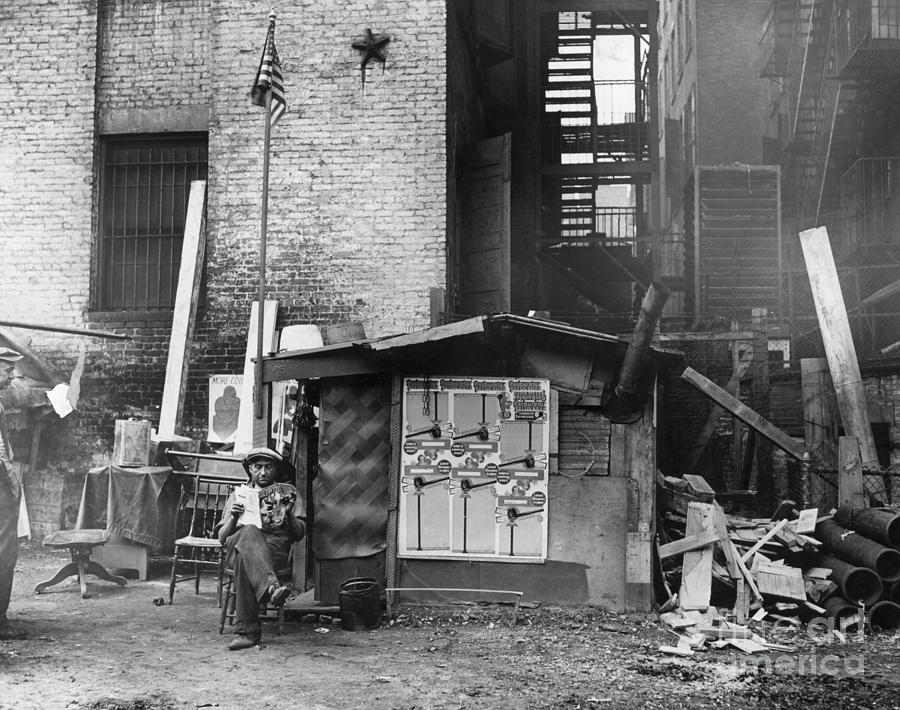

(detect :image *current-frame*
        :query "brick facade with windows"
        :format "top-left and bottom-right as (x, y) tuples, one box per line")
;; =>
(0, 1), (447, 470)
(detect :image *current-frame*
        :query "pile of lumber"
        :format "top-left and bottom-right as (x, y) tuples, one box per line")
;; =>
(656, 475), (900, 655)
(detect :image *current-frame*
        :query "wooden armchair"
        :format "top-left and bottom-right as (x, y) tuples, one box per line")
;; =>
(165, 453), (243, 605)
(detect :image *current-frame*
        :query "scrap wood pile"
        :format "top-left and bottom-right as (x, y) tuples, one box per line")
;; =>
(655, 474), (900, 656)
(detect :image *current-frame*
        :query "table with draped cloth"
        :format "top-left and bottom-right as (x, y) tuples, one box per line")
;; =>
(75, 465), (180, 577)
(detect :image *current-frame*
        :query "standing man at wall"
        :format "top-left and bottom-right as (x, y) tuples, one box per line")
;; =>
(0, 346), (25, 639)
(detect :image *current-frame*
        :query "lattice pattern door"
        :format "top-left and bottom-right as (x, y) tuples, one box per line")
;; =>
(313, 378), (391, 559)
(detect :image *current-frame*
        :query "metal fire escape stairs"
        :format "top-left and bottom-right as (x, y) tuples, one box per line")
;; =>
(549, 22), (599, 243)
(787, 0), (831, 222)
(807, 6), (864, 223)
(541, 13), (651, 325)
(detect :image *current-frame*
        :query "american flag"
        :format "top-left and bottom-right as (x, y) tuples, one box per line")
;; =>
(251, 20), (286, 127)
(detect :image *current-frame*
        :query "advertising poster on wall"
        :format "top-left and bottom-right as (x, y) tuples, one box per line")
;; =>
(399, 376), (550, 562)
(208, 374), (243, 443)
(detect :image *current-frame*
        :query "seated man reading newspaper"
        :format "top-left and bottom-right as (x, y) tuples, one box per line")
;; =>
(216, 447), (306, 651)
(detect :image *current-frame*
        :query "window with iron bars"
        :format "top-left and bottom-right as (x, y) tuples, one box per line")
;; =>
(97, 134), (208, 311)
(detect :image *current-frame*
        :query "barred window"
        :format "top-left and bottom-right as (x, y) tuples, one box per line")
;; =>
(98, 134), (208, 311)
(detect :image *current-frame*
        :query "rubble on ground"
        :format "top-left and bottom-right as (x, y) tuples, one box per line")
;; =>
(655, 474), (900, 657)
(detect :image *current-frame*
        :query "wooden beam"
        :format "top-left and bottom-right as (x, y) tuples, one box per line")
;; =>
(801, 358), (839, 466)
(733, 545), (763, 602)
(681, 367), (805, 460)
(730, 320), (743, 486)
(368, 316), (486, 351)
(658, 530), (720, 560)
(756, 563), (806, 600)
(838, 435), (866, 508)
(385, 373), (404, 597)
(739, 519), (787, 564)
(621, 406), (656, 612)
(679, 502), (715, 610)
(861, 276), (900, 307)
(750, 308), (772, 500)
(263, 349), (388, 382)
(158, 180), (206, 438)
(684, 348), (753, 472)
(801, 357), (839, 509)
(234, 300), (278, 454)
(798, 228), (880, 472)
(657, 331), (754, 343)
(711, 504), (740, 579)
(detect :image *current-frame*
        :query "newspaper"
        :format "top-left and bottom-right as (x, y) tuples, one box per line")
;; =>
(234, 482), (297, 530)
(234, 485), (262, 529)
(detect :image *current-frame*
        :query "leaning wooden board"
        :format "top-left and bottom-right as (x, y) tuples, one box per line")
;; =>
(679, 502), (715, 610)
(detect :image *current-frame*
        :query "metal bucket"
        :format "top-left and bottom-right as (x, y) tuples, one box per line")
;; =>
(338, 577), (381, 631)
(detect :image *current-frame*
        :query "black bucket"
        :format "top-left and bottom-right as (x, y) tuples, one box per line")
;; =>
(338, 577), (381, 631)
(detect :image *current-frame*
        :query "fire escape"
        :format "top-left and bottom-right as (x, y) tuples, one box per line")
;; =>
(539, 5), (655, 332)
(764, 0), (900, 354)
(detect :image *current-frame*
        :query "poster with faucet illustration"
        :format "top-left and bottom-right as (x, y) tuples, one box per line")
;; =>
(398, 376), (550, 562)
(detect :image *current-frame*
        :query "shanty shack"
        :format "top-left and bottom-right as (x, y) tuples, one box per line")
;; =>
(263, 313), (675, 611)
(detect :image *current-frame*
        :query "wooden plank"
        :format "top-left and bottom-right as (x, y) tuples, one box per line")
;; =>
(684, 349), (754, 472)
(385, 373), (404, 595)
(263, 347), (387, 382)
(731, 320), (744, 487)
(739, 519), (787, 564)
(756, 563), (806, 601)
(749, 308), (771, 496)
(732, 541), (763, 602)
(801, 358), (839, 510)
(658, 645), (694, 657)
(658, 530), (720, 560)
(729, 638), (770, 654)
(657, 331), (754, 343)
(682, 474), (716, 499)
(712, 503), (740, 579)
(694, 624), (752, 640)
(234, 300), (278, 454)
(838, 436), (866, 508)
(156, 180), (207, 438)
(621, 406), (656, 612)
(734, 577), (748, 624)
(861, 276), (900, 306)
(795, 508), (819, 534)
(625, 531), (652, 609)
(679, 502), (715, 610)
(798, 228), (880, 475)
(681, 367), (805, 460)
(368, 316), (486, 352)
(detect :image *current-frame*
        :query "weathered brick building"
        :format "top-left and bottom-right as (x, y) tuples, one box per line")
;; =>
(6, 1), (663, 533)
(3, 2), (682, 609)
(2, 0), (450, 442)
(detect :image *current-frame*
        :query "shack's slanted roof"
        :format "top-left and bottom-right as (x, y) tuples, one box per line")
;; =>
(263, 313), (679, 384)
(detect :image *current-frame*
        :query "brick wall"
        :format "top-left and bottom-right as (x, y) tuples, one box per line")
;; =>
(98, 0), (210, 114)
(694, 0), (769, 165)
(0, 0), (97, 333)
(1, 0), (448, 453)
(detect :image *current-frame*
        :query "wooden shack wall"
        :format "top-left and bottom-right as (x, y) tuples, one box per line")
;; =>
(397, 398), (656, 611)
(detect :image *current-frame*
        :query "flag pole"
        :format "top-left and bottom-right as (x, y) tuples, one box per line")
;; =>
(255, 41), (274, 421)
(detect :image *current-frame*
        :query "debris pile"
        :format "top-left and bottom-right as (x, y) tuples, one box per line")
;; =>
(655, 474), (900, 656)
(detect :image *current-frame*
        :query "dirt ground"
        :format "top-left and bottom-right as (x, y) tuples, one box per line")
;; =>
(2, 543), (900, 710)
